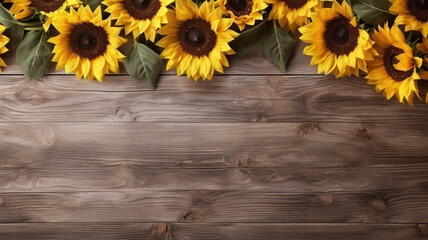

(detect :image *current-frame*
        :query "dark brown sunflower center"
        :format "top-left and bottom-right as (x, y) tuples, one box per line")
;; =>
(383, 46), (414, 81)
(69, 22), (109, 59)
(324, 15), (359, 55)
(283, 0), (308, 9)
(30, 0), (65, 12)
(407, 0), (428, 22)
(178, 18), (217, 57)
(123, 0), (161, 20)
(225, 0), (253, 16)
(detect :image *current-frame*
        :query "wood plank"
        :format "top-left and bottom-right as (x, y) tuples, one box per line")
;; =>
(0, 43), (316, 76)
(0, 190), (427, 223)
(0, 223), (426, 240)
(172, 223), (428, 240)
(1, 165), (428, 192)
(1, 122), (428, 169)
(1, 75), (428, 123)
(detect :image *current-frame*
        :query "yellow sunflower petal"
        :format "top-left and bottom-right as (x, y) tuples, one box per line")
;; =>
(49, 5), (126, 82)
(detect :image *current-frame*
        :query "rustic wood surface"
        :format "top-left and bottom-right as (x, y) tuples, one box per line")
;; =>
(1, 44), (428, 240)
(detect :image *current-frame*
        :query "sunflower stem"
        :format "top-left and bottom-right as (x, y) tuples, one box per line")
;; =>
(15, 21), (43, 27)
(24, 27), (44, 31)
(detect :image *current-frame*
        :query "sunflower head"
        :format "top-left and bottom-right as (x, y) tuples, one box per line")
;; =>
(417, 36), (428, 79)
(299, 1), (377, 78)
(216, 0), (268, 31)
(103, 0), (174, 41)
(4, 0), (80, 31)
(0, 25), (9, 73)
(265, 0), (322, 32)
(157, 0), (238, 81)
(48, 6), (127, 82)
(389, 0), (428, 37)
(366, 23), (423, 104)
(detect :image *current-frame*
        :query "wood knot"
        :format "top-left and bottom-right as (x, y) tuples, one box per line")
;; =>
(268, 76), (282, 86)
(356, 128), (373, 141)
(0, 196), (4, 206)
(369, 199), (387, 211)
(119, 164), (131, 172)
(417, 224), (428, 236)
(297, 123), (320, 136)
(150, 223), (169, 238)
(156, 223), (167, 234)
(225, 154), (249, 167)
(237, 100), (263, 108)
(317, 195), (334, 205)
(32, 126), (55, 147)
(198, 189), (209, 196)
(264, 170), (286, 182)
(249, 114), (268, 122)
(180, 210), (198, 222)
(304, 170), (325, 181)
(115, 107), (136, 121)
(14, 88), (43, 102)
(41, 130), (55, 147)
(29, 98), (45, 105)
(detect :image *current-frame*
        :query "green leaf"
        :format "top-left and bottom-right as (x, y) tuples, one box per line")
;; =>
(82, 0), (104, 10)
(262, 27), (296, 72)
(17, 30), (55, 79)
(230, 19), (267, 56)
(351, 0), (393, 26)
(0, 4), (24, 49)
(124, 43), (163, 90)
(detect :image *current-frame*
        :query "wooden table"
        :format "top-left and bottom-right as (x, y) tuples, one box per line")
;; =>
(1, 41), (428, 239)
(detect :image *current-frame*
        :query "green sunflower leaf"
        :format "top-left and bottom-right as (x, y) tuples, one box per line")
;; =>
(262, 27), (296, 72)
(351, 0), (393, 26)
(124, 42), (163, 90)
(230, 19), (268, 56)
(16, 30), (55, 79)
(0, 4), (25, 49)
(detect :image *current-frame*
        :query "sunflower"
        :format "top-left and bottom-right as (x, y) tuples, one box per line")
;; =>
(48, 6), (127, 82)
(0, 25), (9, 73)
(4, 0), (80, 31)
(299, 1), (377, 78)
(216, 0), (268, 31)
(366, 24), (423, 104)
(103, 0), (174, 41)
(417, 36), (428, 80)
(265, 0), (326, 32)
(389, 0), (428, 37)
(157, 0), (238, 81)
(416, 36), (428, 102)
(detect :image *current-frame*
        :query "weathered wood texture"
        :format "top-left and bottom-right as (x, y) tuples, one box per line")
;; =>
(2, 75), (428, 123)
(1, 48), (428, 239)
(2, 123), (428, 169)
(1, 190), (428, 223)
(1, 165), (428, 192)
(0, 223), (427, 240)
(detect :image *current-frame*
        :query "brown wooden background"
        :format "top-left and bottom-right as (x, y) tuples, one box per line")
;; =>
(1, 41), (428, 239)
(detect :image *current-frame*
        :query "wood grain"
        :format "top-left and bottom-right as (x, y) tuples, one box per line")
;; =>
(1, 122), (428, 169)
(0, 223), (426, 240)
(2, 36), (428, 239)
(0, 190), (427, 223)
(1, 74), (428, 123)
(1, 165), (428, 192)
